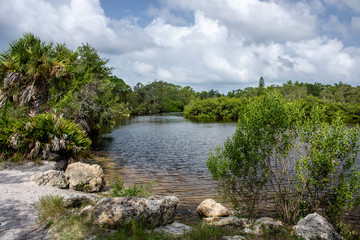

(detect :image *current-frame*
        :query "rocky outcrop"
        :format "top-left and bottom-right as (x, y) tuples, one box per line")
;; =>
(65, 162), (105, 192)
(30, 170), (68, 188)
(84, 196), (179, 228)
(294, 213), (344, 240)
(197, 199), (230, 218)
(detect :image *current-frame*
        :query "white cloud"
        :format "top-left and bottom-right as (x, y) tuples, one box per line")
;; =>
(0, 0), (359, 92)
(161, 0), (317, 42)
(343, 0), (360, 13)
(0, 0), (153, 54)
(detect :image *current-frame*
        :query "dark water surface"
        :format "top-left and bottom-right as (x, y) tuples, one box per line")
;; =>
(94, 113), (237, 208)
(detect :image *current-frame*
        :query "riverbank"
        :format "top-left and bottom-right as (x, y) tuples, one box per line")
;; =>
(0, 161), (97, 240)
(0, 161), (350, 240)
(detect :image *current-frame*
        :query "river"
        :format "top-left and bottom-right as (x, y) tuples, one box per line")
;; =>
(93, 113), (237, 208)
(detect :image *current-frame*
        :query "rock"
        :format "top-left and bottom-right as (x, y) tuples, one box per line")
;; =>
(30, 170), (68, 188)
(202, 217), (224, 223)
(154, 222), (192, 236)
(255, 217), (283, 229)
(89, 196), (179, 228)
(65, 162), (105, 192)
(243, 226), (262, 235)
(63, 194), (98, 208)
(239, 217), (283, 236)
(197, 199), (230, 218)
(79, 205), (95, 220)
(223, 236), (246, 240)
(295, 213), (344, 240)
(208, 216), (247, 227)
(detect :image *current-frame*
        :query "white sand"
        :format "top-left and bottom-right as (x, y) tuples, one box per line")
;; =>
(0, 162), (91, 240)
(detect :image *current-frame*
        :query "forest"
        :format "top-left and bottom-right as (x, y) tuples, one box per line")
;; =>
(0, 34), (359, 162)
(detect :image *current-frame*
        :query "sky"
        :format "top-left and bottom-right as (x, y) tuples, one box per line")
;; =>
(0, 0), (359, 93)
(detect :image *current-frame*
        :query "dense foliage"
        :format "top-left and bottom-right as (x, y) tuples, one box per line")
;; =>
(183, 96), (247, 121)
(186, 79), (360, 122)
(207, 91), (301, 220)
(0, 112), (91, 162)
(207, 91), (360, 232)
(0, 34), (127, 137)
(128, 81), (195, 115)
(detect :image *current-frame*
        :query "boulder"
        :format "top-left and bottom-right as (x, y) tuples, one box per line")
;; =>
(294, 213), (344, 240)
(207, 216), (247, 227)
(30, 170), (68, 188)
(65, 162), (105, 192)
(197, 199), (230, 218)
(89, 196), (179, 228)
(154, 222), (192, 236)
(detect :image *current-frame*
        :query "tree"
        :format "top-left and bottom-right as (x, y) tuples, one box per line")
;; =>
(55, 43), (114, 135)
(0, 33), (72, 115)
(258, 76), (265, 89)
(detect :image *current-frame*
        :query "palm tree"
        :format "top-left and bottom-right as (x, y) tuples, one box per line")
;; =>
(0, 33), (72, 115)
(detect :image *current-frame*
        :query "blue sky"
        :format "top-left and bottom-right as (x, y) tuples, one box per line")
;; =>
(0, 0), (359, 92)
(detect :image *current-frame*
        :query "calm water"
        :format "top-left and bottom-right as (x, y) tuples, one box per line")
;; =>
(94, 113), (360, 225)
(94, 113), (237, 208)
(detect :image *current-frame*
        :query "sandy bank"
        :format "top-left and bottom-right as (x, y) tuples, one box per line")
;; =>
(0, 162), (94, 240)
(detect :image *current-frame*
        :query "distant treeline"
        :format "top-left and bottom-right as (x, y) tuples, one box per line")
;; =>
(184, 79), (360, 122)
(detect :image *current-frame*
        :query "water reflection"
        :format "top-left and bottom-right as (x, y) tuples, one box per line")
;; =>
(94, 113), (236, 207)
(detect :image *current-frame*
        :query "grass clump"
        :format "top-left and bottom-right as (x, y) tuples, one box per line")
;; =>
(100, 220), (172, 240)
(36, 195), (66, 225)
(182, 223), (229, 240)
(110, 177), (157, 197)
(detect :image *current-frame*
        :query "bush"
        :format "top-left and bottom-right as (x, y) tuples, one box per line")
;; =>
(299, 109), (360, 229)
(207, 90), (360, 228)
(0, 112), (91, 161)
(207, 91), (300, 220)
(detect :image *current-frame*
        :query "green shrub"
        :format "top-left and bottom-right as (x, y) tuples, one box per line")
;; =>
(207, 90), (360, 228)
(207, 91), (300, 221)
(110, 177), (157, 197)
(299, 109), (360, 229)
(1, 112), (91, 161)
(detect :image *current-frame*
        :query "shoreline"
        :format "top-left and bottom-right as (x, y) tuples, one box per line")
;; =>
(0, 161), (201, 239)
(0, 161), (97, 240)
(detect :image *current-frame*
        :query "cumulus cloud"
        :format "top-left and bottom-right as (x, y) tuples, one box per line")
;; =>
(160, 0), (317, 42)
(0, 0), (153, 54)
(0, 0), (359, 92)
